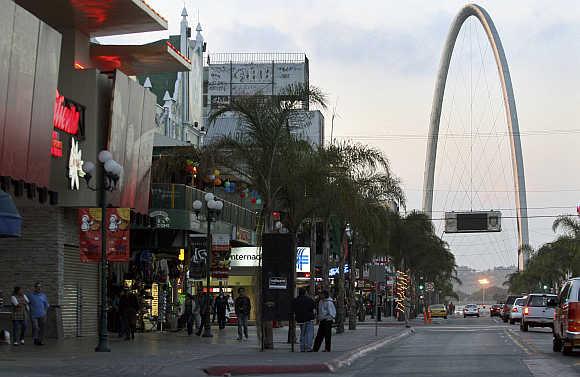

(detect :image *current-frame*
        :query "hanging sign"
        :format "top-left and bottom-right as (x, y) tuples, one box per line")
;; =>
(211, 234), (231, 279)
(79, 208), (102, 262)
(188, 235), (208, 280)
(106, 208), (130, 261)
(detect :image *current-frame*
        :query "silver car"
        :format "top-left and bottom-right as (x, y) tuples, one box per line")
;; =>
(463, 304), (479, 318)
(509, 297), (526, 324)
(521, 293), (556, 331)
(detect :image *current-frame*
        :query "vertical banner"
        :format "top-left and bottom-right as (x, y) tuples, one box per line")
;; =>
(79, 208), (101, 262)
(189, 235), (208, 280)
(211, 234), (231, 279)
(106, 208), (130, 262)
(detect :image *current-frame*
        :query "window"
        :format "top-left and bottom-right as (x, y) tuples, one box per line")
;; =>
(528, 295), (555, 307)
(559, 283), (571, 304)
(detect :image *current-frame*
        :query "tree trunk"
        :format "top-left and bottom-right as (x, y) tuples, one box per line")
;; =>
(322, 219), (330, 290)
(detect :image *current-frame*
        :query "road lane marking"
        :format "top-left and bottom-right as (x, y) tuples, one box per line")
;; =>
(504, 329), (532, 355)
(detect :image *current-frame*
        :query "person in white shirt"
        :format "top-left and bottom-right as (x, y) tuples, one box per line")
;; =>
(312, 290), (336, 352)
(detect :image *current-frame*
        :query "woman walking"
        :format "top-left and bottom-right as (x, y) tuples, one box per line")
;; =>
(10, 286), (29, 346)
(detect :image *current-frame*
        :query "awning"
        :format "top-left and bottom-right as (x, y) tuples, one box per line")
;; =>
(90, 40), (191, 75)
(0, 189), (22, 238)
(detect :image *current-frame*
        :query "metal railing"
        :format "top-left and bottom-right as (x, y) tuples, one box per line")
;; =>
(150, 183), (258, 230)
(208, 52), (307, 64)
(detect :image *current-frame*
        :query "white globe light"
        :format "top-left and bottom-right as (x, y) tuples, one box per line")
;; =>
(215, 201), (223, 211)
(207, 199), (217, 210)
(82, 161), (95, 175)
(98, 150), (113, 163)
(104, 159), (117, 174)
(110, 161), (123, 176)
(204, 192), (214, 202)
(193, 200), (202, 210)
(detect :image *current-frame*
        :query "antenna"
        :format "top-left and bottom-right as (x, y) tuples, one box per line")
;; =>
(330, 97), (340, 144)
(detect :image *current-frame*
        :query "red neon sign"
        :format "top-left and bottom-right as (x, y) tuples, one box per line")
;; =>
(51, 131), (63, 157)
(54, 90), (80, 135)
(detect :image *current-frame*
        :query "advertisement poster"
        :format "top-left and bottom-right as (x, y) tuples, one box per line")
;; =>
(106, 208), (130, 261)
(189, 235), (208, 280)
(211, 234), (231, 279)
(79, 208), (101, 262)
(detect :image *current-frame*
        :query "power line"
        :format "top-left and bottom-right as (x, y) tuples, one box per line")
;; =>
(334, 129), (580, 141)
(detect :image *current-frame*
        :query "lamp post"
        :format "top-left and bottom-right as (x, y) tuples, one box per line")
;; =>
(345, 224), (357, 330)
(82, 150), (123, 353)
(193, 193), (223, 338)
(478, 278), (490, 306)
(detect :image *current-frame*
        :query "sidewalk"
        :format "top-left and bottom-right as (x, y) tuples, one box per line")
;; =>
(0, 323), (410, 377)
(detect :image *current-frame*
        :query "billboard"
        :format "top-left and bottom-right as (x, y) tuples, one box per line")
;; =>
(207, 62), (306, 100)
(79, 208), (130, 262)
(79, 208), (102, 262)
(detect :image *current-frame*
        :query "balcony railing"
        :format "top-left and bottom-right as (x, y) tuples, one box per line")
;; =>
(150, 183), (258, 230)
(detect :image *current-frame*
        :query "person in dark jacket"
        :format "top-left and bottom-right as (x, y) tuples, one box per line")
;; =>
(293, 287), (316, 352)
(214, 292), (230, 330)
(120, 289), (139, 340)
(234, 288), (251, 340)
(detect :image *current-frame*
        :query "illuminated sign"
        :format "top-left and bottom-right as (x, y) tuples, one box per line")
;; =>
(51, 131), (62, 157)
(68, 138), (85, 190)
(54, 90), (80, 135)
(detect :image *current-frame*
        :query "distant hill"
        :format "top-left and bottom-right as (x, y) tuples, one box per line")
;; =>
(453, 265), (516, 301)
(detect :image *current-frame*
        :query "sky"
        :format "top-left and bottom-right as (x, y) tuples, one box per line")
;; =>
(102, 1), (580, 271)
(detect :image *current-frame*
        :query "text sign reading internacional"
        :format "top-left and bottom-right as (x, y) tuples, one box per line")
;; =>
(230, 247), (310, 271)
(444, 211), (502, 233)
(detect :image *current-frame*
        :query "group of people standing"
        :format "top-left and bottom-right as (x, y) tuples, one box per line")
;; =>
(293, 288), (336, 352)
(183, 287), (251, 341)
(9, 282), (50, 346)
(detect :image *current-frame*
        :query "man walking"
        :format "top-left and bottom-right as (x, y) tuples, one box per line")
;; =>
(293, 287), (316, 352)
(235, 287), (251, 341)
(312, 290), (336, 352)
(28, 282), (49, 346)
(214, 291), (230, 330)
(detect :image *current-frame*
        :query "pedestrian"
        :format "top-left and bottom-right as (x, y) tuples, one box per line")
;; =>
(117, 290), (128, 338)
(312, 290), (336, 352)
(10, 286), (29, 346)
(199, 292), (213, 337)
(125, 291), (139, 340)
(293, 287), (316, 352)
(28, 282), (49, 346)
(214, 291), (230, 330)
(193, 292), (202, 335)
(234, 287), (251, 341)
(184, 294), (194, 335)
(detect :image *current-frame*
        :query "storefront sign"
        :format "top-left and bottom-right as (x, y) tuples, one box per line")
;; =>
(269, 277), (287, 290)
(150, 210), (171, 228)
(189, 235), (208, 280)
(236, 226), (252, 244)
(211, 234), (231, 279)
(230, 247), (261, 267)
(54, 90), (81, 135)
(79, 208), (102, 262)
(106, 208), (130, 261)
(296, 247), (310, 273)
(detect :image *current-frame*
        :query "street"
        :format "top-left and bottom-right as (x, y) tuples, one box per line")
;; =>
(286, 316), (580, 377)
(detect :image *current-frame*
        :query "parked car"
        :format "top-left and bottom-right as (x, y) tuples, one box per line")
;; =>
(429, 304), (448, 319)
(521, 293), (557, 331)
(509, 297), (526, 325)
(455, 305), (465, 315)
(501, 295), (520, 323)
(553, 278), (580, 355)
(464, 304), (479, 318)
(490, 304), (502, 317)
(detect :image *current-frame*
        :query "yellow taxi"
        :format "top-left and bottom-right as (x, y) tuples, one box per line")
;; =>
(429, 304), (448, 319)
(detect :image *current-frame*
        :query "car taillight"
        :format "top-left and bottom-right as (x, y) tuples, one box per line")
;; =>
(568, 302), (580, 332)
(523, 307), (529, 316)
(512, 307), (518, 313)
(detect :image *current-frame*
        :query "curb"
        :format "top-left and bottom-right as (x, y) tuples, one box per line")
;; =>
(203, 328), (414, 376)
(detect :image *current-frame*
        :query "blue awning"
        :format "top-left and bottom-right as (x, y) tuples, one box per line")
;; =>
(0, 189), (21, 238)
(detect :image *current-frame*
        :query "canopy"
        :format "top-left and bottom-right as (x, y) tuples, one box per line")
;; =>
(0, 189), (22, 238)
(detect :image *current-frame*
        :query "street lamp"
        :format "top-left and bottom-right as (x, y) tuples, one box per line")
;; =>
(478, 278), (490, 306)
(193, 193), (223, 338)
(82, 150), (123, 353)
(345, 224), (357, 330)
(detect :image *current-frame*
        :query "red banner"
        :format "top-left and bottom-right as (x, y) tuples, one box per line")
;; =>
(106, 208), (130, 262)
(211, 234), (231, 279)
(79, 208), (102, 262)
